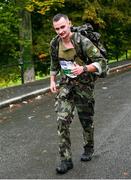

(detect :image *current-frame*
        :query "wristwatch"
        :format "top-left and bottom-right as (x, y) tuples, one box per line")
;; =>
(83, 65), (88, 72)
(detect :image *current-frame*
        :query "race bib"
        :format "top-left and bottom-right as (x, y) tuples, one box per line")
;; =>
(60, 60), (77, 78)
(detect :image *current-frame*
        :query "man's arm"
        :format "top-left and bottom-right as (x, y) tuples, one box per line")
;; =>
(71, 33), (107, 76)
(50, 75), (58, 93)
(49, 38), (60, 93)
(84, 39), (107, 75)
(71, 63), (97, 76)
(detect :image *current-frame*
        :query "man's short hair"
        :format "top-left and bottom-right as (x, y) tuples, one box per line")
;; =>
(53, 13), (69, 22)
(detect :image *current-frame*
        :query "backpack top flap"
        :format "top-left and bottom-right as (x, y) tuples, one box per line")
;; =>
(71, 23), (107, 58)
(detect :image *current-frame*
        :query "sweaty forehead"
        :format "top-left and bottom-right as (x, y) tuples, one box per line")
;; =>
(53, 17), (68, 28)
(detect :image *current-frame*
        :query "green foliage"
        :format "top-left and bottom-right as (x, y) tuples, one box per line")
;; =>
(31, 0), (131, 76)
(31, 12), (54, 75)
(0, 1), (20, 64)
(26, 0), (64, 15)
(0, 0), (131, 87)
(99, 0), (131, 60)
(0, 65), (21, 88)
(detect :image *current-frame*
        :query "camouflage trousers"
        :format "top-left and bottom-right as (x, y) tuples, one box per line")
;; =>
(55, 78), (95, 161)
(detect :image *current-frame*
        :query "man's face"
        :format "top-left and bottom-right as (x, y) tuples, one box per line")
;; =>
(53, 17), (71, 39)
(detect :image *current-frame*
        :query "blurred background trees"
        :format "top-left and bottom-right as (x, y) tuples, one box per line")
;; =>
(0, 0), (130, 87)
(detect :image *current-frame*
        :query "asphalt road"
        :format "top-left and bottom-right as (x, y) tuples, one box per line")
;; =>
(0, 70), (131, 179)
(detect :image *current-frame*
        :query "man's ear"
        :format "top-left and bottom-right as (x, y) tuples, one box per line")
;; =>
(69, 20), (72, 26)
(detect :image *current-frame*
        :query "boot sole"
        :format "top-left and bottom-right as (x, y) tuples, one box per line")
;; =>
(56, 165), (73, 174)
(81, 157), (92, 161)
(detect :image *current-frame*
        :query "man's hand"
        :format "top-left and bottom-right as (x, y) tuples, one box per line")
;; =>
(71, 64), (84, 75)
(50, 75), (58, 93)
(50, 81), (58, 93)
(72, 63), (97, 75)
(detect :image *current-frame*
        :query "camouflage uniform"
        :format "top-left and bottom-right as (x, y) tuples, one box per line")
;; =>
(50, 32), (107, 161)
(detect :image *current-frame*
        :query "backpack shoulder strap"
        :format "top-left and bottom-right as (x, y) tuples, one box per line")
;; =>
(73, 32), (90, 64)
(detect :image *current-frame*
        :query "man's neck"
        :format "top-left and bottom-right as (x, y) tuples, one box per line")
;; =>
(62, 32), (74, 48)
(62, 32), (73, 42)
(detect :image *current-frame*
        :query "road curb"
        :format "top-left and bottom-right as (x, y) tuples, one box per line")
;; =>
(109, 62), (131, 74)
(0, 86), (50, 109)
(0, 62), (130, 109)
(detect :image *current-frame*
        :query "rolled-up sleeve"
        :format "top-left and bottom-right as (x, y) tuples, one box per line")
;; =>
(92, 62), (102, 75)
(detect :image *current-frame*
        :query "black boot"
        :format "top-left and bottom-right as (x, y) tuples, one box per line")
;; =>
(56, 159), (73, 174)
(81, 145), (94, 161)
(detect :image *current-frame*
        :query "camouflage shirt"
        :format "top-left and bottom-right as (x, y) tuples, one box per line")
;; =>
(50, 32), (107, 82)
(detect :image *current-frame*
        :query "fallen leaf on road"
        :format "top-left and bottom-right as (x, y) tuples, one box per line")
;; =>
(0, 116), (7, 123)
(35, 95), (42, 100)
(102, 86), (108, 90)
(22, 101), (28, 104)
(28, 116), (35, 119)
(123, 172), (128, 176)
(45, 115), (51, 119)
(9, 104), (22, 110)
(42, 150), (47, 154)
(9, 104), (15, 108)
(28, 99), (33, 103)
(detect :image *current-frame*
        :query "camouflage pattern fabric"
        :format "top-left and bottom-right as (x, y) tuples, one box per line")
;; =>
(55, 76), (95, 160)
(50, 32), (108, 78)
(50, 31), (107, 161)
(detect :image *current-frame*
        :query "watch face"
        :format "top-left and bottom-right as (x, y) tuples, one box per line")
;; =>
(83, 66), (87, 72)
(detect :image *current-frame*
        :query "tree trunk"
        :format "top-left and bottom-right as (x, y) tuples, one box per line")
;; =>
(19, 9), (35, 83)
(126, 49), (128, 60)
